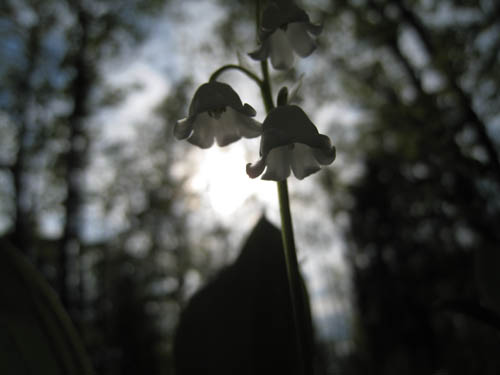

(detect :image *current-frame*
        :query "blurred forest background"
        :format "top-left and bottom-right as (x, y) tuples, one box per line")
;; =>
(1, 0), (500, 374)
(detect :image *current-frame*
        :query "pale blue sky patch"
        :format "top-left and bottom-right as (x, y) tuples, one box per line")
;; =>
(99, 61), (170, 142)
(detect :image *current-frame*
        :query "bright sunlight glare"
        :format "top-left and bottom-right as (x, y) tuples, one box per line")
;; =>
(188, 142), (277, 219)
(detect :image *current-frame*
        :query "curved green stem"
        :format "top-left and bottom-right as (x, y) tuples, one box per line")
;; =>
(209, 64), (262, 86)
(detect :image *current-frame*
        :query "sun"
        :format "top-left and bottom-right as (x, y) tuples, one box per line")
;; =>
(188, 143), (276, 218)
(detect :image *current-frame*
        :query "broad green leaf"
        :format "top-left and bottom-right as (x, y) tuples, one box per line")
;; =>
(0, 244), (94, 375)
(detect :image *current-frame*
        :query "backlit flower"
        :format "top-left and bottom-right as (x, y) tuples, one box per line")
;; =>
(174, 81), (261, 148)
(246, 105), (335, 181)
(249, 0), (322, 70)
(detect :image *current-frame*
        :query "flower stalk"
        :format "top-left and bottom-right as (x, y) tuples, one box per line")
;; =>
(260, 61), (274, 113)
(209, 64), (262, 86)
(277, 178), (306, 375)
(257, 4), (306, 373)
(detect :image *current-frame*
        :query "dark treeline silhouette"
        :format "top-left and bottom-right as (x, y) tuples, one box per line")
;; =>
(0, 0), (197, 373)
(316, 0), (500, 373)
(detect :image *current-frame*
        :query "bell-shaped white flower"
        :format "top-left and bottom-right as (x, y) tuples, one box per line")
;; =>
(174, 81), (262, 148)
(246, 105), (335, 181)
(249, 0), (322, 70)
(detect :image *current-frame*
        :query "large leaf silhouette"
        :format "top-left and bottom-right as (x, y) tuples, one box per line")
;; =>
(174, 215), (314, 375)
(0, 243), (93, 375)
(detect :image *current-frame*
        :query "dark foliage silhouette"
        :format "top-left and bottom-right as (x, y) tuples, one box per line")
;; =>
(174, 216), (315, 375)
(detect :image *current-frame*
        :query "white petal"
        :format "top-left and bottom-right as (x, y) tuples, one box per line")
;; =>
(246, 157), (267, 179)
(269, 29), (294, 70)
(290, 143), (321, 180)
(248, 40), (270, 61)
(313, 147), (335, 165)
(174, 118), (193, 140)
(312, 136), (336, 165)
(242, 103), (256, 117)
(239, 118), (262, 138)
(214, 110), (241, 147)
(187, 112), (216, 149)
(262, 146), (292, 181)
(286, 22), (316, 57)
(227, 107), (261, 139)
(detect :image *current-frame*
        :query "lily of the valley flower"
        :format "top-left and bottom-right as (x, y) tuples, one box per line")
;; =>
(174, 81), (261, 148)
(249, 0), (322, 70)
(246, 105), (335, 181)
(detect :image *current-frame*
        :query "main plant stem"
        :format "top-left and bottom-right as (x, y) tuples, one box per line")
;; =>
(257, 25), (305, 372)
(277, 179), (306, 375)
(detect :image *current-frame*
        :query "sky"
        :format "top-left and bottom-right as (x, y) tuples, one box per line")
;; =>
(86, 0), (355, 342)
(86, 0), (500, 348)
